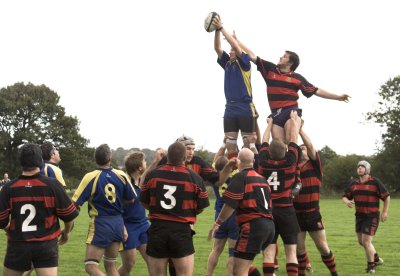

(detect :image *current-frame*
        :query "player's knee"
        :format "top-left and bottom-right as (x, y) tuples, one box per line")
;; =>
(84, 259), (100, 273)
(242, 133), (257, 144)
(225, 135), (237, 148)
(122, 258), (135, 272)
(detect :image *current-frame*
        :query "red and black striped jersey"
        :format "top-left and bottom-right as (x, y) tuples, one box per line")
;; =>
(258, 142), (301, 207)
(223, 168), (273, 225)
(0, 173), (78, 242)
(343, 176), (389, 217)
(293, 153), (322, 213)
(256, 57), (318, 110)
(140, 164), (209, 224)
(159, 156), (220, 184)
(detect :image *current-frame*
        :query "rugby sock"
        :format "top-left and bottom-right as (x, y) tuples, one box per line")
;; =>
(262, 262), (275, 276)
(321, 251), (337, 275)
(374, 252), (380, 263)
(168, 259), (176, 276)
(286, 263), (298, 276)
(297, 253), (307, 276)
(248, 265), (261, 276)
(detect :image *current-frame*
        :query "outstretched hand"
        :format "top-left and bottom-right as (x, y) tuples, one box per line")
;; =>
(339, 94), (351, 102)
(212, 15), (223, 30)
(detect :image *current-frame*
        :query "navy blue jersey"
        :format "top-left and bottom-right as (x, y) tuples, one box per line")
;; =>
(72, 168), (136, 217)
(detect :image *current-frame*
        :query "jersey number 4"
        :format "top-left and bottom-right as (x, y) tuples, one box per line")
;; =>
(267, 171), (280, 191)
(161, 185), (177, 209)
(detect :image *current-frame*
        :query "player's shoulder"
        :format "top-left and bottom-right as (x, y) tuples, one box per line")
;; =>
(81, 169), (102, 183)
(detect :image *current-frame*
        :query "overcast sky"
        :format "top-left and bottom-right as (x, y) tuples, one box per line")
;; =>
(1, 0), (399, 156)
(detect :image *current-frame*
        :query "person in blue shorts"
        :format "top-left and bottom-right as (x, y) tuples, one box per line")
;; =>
(206, 143), (240, 276)
(118, 151), (150, 275)
(212, 15), (258, 159)
(72, 144), (136, 276)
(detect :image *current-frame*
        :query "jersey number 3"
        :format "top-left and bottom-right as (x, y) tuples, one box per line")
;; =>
(161, 185), (177, 209)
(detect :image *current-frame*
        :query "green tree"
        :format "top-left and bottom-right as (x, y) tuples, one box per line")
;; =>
(319, 146), (338, 167)
(0, 82), (89, 180)
(322, 154), (367, 194)
(366, 76), (400, 191)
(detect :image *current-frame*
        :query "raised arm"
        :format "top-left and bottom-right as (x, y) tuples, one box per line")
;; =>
(213, 137), (227, 164)
(262, 117), (273, 144)
(139, 148), (166, 188)
(235, 35), (257, 63)
(299, 123), (317, 160)
(315, 88), (350, 102)
(213, 22), (223, 58)
(212, 16), (243, 59)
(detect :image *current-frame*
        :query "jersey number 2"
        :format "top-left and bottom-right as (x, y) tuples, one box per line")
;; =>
(161, 185), (177, 209)
(21, 204), (37, 232)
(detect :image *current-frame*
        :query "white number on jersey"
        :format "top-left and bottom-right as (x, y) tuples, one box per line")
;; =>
(21, 204), (37, 232)
(267, 171), (280, 191)
(161, 185), (177, 209)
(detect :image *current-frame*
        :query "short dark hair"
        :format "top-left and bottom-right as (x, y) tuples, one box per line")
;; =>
(269, 139), (287, 160)
(19, 143), (43, 171)
(124, 151), (145, 175)
(286, 50), (300, 71)
(95, 144), (112, 166)
(40, 142), (56, 161)
(167, 142), (186, 165)
(215, 156), (228, 172)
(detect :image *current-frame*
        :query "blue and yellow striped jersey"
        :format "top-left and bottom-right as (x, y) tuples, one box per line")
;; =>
(41, 161), (66, 187)
(72, 167), (136, 217)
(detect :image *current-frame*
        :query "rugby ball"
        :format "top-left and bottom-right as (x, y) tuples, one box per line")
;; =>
(204, 12), (219, 32)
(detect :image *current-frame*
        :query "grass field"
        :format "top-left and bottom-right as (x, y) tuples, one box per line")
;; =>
(0, 198), (399, 275)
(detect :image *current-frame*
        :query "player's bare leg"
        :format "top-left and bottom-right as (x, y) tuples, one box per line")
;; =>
(309, 230), (330, 255)
(206, 237), (229, 276)
(34, 267), (58, 276)
(137, 244), (150, 274)
(232, 257), (253, 276)
(225, 132), (239, 159)
(360, 233), (378, 272)
(84, 244), (106, 276)
(147, 257), (168, 276)
(171, 254), (194, 276)
(262, 243), (276, 276)
(284, 244), (299, 275)
(309, 230), (338, 275)
(118, 249), (137, 276)
(296, 231), (309, 275)
(103, 242), (121, 276)
(283, 116), (301, 144)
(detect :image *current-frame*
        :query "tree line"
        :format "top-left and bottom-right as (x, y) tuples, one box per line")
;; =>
(1, 79), (399, 193)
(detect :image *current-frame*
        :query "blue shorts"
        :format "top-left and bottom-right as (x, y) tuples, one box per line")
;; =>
(214, 212), (239, 240)
(122, 222), (149, 250)
(87, 216), (125, 248)
(269, 106), (302, 128)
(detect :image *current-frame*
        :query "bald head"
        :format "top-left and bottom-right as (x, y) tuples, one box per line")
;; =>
(238, 148), (254, 170)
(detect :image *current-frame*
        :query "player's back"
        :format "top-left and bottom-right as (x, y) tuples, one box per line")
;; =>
(258, 142), (300, 207)
(73, 168), (136, 217)
(0, 173), (77, 242)
(141, 164), (209, 224)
